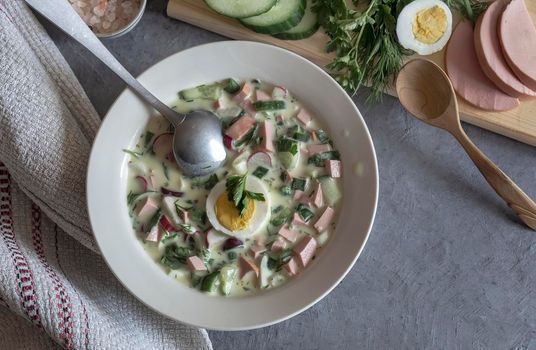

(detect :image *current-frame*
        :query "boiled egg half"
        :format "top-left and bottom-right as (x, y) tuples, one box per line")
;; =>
(206, 176), (270, 239)
(396, 0), (453, 56)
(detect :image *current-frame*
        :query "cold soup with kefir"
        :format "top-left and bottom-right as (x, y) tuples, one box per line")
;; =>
(125, 79), (343, 296)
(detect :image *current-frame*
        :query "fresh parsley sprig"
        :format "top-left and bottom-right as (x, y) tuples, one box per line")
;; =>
(226, 174), (265, 217)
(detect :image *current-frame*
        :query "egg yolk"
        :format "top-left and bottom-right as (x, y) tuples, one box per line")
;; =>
(214, 191), (255, 231)
(412, 6), (447, 44)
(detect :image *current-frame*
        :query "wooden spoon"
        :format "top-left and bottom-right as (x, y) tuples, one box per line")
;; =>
(396, 58), (536, 230)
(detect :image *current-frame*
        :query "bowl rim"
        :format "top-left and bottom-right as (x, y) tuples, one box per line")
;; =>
(87, 40), (379, 330)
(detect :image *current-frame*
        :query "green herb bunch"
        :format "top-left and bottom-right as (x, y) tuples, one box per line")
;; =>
(313, 0), (407, 101)
(313, 0), (491, 101)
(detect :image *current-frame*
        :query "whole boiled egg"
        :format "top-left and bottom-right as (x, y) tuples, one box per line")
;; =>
(396, 0), (453, 56)
(206, 176), (270, 239)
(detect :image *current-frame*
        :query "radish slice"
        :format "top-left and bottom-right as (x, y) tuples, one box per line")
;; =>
(160, 215), (175, 232)
(272, 86), (288, 99)
(152, 133), (173, 158)
(161, 188), (183, 197)
(166, 151), (176, 164)
(223, 238), (243, 251)
(247, 151), (272, 170)
(135, 176), (148, 191)
(223, 135), (234, 150)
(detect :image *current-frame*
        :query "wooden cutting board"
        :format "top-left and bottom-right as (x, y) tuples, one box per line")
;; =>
(167, 0), (536, 147)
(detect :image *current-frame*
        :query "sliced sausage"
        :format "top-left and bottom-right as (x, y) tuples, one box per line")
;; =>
(499, 0), (536, 91)
(446, 20), (519, 111)
(249, 243), (266, 260)
(258, 121), (275, 153)
(271, 237), (286, 253)
(224, 115), (256, 141)
(239, 256), (259, 278)
(292, 236), (317, 268)
(284, 257), (299, 276)
(136, 196), (159, 222)
(278, 224), (298, 243)
(187, 256), (207, 272)
(296, 108), (312, 125)
(475, 0), (535, 97)
(314, 206), (335, 232)
(306, 143), (331, 155)
(232, 83), (252, 103)
(311, 181), (323, 208)
(325, 159), (342, 178)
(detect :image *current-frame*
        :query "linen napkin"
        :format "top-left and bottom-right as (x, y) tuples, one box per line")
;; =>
(0, 1), (212, 349)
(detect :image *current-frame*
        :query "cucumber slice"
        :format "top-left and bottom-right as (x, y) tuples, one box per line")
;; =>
(319, 177), (342, 206)
(204, 0), (277, 19)
(273, 0), (319, 40)
(200, 271), (221, 293)
(279, 151), (299, 170)
(220, 265), (238, 295)
(179, 83), (222, 100)
(240, 0), (306, 35)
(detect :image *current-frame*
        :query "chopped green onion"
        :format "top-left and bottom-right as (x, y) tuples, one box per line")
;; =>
(162, 162), (169, 180)
(144, 131), (154, 147)
(252, 166), (269, 178)
(272, 205), (283, 214)
(293, 132), (310, 142)
(146, 209), (162, 232)
(277, 138), (298, 155)
(315, 129), (330, 144)
(123, 149), (143, 158)
(308, 151), (341, 167)
(291, 178), (307, 191)
(204, 174), (219, 190)
(179, 223), (196, 235)
(270, 207), (292, 227)
(223, 78), (241, 94)
(296, 203), (314, 223)
(160, 244), (194, 269)
(253, 100), (286, 111)
(279, 185), (292, 196)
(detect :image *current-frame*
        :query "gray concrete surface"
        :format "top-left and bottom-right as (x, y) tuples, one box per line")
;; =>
(41, 1), (536, 348)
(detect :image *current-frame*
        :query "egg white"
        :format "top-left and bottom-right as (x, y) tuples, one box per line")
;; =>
(396, 0), (453, 56)
(206, 177), (271, 239)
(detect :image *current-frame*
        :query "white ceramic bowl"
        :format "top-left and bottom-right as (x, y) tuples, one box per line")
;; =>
(87, 41), (378, 330)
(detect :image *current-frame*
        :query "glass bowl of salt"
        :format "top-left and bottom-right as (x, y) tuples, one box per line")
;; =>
(69, 0), (146, 38)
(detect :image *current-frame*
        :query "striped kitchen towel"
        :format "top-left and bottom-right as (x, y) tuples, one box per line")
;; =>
(0, 1), (212, 349)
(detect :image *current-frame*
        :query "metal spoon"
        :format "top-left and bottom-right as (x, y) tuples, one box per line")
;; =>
(26, 0), (226, 176)
(396, 58), (536, 230)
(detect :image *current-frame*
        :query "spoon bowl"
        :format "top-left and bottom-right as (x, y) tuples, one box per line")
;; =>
(26, 0), (225, 176)
(396, 59), (459, 130)
(173, 110), (226, 176)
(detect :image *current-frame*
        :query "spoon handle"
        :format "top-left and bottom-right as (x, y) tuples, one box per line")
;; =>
(25, 0), (183, 125)
(453, 130), (536, 230)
